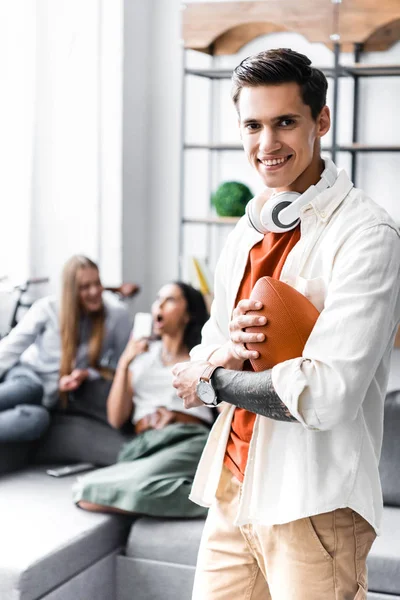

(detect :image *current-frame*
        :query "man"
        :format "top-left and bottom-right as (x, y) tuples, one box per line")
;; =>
(173, 48), (400, 599)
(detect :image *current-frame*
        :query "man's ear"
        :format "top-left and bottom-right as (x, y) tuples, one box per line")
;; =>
(317, 105), (330, 138)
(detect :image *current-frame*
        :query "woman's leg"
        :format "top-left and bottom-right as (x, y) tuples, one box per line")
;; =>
(77, 500), (134, 515)
(0, 405), (50, 442)
(0, 366), (44, 411)
(72, 424), (210, 518)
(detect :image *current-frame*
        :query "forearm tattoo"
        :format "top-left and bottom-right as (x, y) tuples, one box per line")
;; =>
(212, 368), (299, 423)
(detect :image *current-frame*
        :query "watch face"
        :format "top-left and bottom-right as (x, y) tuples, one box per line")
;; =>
(197, 380), (217, 405)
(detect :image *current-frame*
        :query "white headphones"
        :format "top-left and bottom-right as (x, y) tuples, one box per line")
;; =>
(246, 158), (338, 234)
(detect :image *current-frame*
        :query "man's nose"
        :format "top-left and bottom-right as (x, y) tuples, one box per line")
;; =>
(259, 127), (280, 153)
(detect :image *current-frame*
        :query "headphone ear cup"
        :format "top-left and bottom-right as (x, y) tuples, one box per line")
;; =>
(246, 195), (269, 234)
(260, 192), (301, 233)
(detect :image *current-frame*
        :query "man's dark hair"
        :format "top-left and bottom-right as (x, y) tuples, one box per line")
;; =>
(231, 48), (328, 121)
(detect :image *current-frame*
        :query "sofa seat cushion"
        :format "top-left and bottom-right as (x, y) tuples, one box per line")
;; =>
(380, 391), (400, 506)
(0, 466), (132, 600)
(368, 507), (400, 596)
(125, 516), (206, 566)
(33, 413), (133, 467)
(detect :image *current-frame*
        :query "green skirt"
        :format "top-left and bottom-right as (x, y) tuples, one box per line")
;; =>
(72, 423), (209, 518)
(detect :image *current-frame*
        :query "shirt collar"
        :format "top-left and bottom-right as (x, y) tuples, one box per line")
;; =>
(301, 165), (354, 223)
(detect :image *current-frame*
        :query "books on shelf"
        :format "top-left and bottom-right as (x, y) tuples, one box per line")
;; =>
(187, 256), (214, 310)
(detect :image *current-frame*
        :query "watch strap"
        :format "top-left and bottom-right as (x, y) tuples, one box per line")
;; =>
(199, 363), (219, 384)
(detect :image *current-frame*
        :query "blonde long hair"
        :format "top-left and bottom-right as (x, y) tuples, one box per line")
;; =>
(59, 255), (105, 404)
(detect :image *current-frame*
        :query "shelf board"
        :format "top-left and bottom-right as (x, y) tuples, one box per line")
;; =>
(185, 143), (400, 153)
(338, 144), (400, 152)
(185, 143), (333, 151)
(184, 143), (242, 151)
(343, 64), (400, 77)
(185, 68), (233, 79)
(183, 216), (240, 225)
(185, 64), (400, 81)
(185, 67), (337, 79)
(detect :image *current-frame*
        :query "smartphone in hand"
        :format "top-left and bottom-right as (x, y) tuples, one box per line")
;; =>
(132, 312), (153, 340)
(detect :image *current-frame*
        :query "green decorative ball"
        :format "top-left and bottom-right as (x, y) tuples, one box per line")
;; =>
(212, 181), (253, 217)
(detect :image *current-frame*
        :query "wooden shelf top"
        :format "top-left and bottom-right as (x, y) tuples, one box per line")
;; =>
(182, 1), (400, 54)
(183, 216), (241, 225)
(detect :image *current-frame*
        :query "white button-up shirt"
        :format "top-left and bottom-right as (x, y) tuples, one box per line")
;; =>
(190, 166), (400, 535)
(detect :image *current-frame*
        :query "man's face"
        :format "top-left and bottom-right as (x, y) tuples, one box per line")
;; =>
(238, 83), (330, 192)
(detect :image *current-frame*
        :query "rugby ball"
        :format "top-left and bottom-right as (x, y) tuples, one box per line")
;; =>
(245, 276), (320, 372)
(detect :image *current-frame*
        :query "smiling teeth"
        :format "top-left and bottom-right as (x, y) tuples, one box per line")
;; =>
(264, 157), (286, 166)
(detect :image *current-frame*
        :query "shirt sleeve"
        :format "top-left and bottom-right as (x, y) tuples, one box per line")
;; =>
(0, 298), (49, 379)
(272, 224), (400, 431)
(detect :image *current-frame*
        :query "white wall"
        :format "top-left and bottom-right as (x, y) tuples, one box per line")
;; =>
(122, 0), (183, 309)
(3, 0), (124, 301)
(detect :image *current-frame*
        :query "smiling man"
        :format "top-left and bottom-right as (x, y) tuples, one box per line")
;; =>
(173, 49), (400, 599)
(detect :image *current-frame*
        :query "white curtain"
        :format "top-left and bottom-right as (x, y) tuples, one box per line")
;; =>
(0, 1), (36, 283)
(0, 0), (123, 296)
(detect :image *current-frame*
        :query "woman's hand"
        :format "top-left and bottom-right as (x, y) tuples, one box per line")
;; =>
(59, 369), (89, 392)
(142, 407), (176, 430)
(119, 338), (148, 368)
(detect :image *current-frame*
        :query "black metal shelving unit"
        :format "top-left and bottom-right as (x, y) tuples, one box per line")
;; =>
(178, 43), (400, 276)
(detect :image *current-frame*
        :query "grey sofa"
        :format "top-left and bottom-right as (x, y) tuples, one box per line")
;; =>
(1, 394), (400, 600)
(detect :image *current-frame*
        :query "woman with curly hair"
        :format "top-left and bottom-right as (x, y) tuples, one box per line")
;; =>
(73, 281), (213, 518)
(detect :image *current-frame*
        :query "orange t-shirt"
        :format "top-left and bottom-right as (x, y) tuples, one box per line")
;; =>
(223, 226), (301, 482)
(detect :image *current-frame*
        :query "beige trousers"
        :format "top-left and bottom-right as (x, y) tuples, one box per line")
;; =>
(192, 466), (376, 600)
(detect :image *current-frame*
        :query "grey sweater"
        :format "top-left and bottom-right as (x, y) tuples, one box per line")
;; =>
(0, 295), (132, 407)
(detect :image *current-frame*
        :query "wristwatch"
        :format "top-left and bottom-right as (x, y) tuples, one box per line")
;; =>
(196, 363), (220, 406)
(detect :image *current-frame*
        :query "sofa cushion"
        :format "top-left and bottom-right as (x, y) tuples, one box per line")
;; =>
(380, 392), (400, 506)
(368, 507), (400, 596)
(33, 413), (133, 466)
(0, 466), (132, 600)
(125, 516), (206, 566)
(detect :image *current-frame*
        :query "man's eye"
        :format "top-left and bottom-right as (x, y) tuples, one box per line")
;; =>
(280, 119), (295, 128)
(245, 123), (260, 131)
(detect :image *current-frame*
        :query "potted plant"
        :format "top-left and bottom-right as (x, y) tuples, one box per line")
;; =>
(211, 181), (253, 217)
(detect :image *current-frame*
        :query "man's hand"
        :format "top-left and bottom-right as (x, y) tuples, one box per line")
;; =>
(172, 360), (211, 409)
(228, 299), (266, 361)
(59, 369), (89, 392)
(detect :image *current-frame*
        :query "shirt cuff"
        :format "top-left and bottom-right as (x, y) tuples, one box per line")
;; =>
(271, 359), (321, 430)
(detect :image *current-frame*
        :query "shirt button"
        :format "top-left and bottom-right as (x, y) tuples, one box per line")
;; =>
(320, 211), (326, 218)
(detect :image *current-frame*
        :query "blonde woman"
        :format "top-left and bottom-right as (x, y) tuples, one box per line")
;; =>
(0, 255), (132, 442)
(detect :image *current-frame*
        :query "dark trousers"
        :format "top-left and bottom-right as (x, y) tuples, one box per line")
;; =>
(0, 365), (50, 442)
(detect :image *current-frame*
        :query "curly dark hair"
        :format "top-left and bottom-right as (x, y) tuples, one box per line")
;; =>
(231, 48), (328, 121)
(173, 281), (209, 352)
